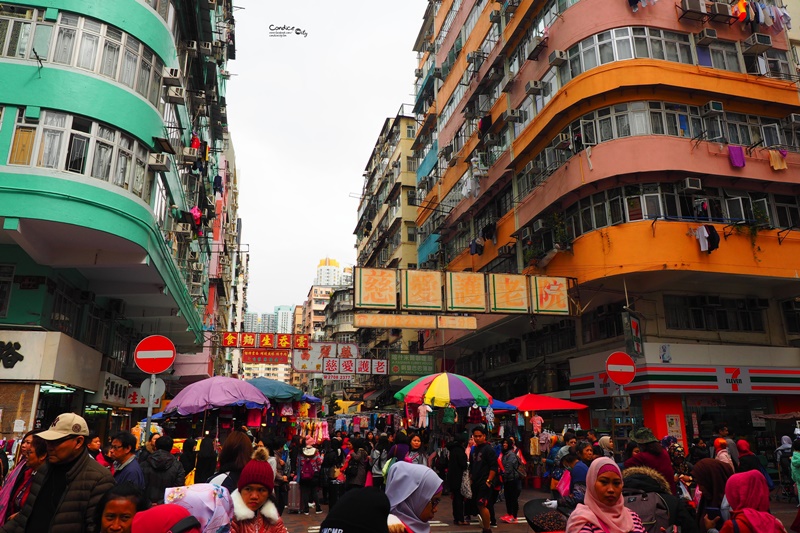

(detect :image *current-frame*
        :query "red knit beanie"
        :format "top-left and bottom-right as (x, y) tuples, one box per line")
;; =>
(237, 458), (275, 492)
(132, 504), (201, 533)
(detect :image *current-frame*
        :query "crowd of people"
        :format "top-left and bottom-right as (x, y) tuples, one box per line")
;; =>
(1, 412), (799, 533)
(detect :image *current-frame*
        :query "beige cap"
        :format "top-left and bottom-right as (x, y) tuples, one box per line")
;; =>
(37, 413), (90, 441)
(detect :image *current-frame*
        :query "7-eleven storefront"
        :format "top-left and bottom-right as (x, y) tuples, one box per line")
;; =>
(569, 343), (800, 449)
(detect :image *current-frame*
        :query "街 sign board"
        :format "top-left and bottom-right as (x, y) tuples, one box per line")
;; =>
(388, 354), (435, 376)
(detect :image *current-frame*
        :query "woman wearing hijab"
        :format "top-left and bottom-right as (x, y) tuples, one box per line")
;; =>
(775, 436), (793, 467)
(565, 457), (646, 533)
(692, 458), (732, 531)
(668, 443), (693, 487)
(717, 470), (786, 533)
(385, 462), (443, 533)
(734, 440), (761, 474)
(598, 437), (615, 459)
(165, 483), (234, 533)
(714, 439), (735, 472)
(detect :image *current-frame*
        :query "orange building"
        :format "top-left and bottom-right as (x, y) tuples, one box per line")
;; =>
(412, 0), (800, 444)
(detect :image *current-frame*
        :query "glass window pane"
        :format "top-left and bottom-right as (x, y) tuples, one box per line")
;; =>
(644, 195), (661, 219)
(91, 142), (113, 180)
(37, 129), (63, 168)
(594, 204), (608, 227)
(31, 24), (52, 60)
(137, 60), (151, 95)
(627, 197), (643, 221)
(66, 134), (89, 173)
(599, 117), (613, 141)
(100, 41), (120, 78)
(616, 114), (631, 137)
(5, 21), (31, 58)
(616, 37), (632, 60)
(651, 112), (664, 134)
(610, 196), (624, 224)
(651, 39), (664, 60)
(599, 42), (614, 64)
(121, 49), (137, 87)
(582, 47), (597, 70)
(666, 114), (679, 136)
(53, 26), (76, 64)
(77, 33), (99, 70)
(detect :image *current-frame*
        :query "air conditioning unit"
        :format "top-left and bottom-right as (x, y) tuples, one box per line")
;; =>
(682, 177), (703, 191)
(506, 109), (524, 123)
(199, 41), (213, 56)
(174, 223), (191, 234)
(548, 50), (567, 66)
(191, 90), (206, 104)
(486, 66), (503, 81)
(504, 0), (520, 14)
(439, 144), (453, 159)
(682, 0), (706, 12)
(696, 28), (718, 46)
(182, 147), (199, 162)
(191, 262), (203, 272)
(184, 40), (198, 57)
(781, 113), (800, 131)
(501, 74), (515, 93)
(166, 86), (185, 104)
(147, 153), (169, 171)
(742, 33), (772, 55)
(391, 160), (400, 168)
(520, 227), (532, 243)
(414, 68), (423, 78)
(710, 2), (732, 16)
(525, 80), (544, 95)
(701, 100), (724, 117)
(527, 36), (544, 60)
(433, 67), (444, 79)
(484, 133), (500, 145)
(489, 10), (502, 23)
(498, 244), (515, 257)
(532, 219), (546, 233)
(163, 67), (181, 86)
(463, 104), (479, 119)
(554, 133), (571, 149)
(467, 52), (477, 64)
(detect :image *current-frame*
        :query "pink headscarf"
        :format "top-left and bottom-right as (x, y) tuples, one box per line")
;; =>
(565, 457), (634, 533)
(725, 470), (785, 533)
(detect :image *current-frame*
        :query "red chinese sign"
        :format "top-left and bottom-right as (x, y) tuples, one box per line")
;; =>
(240, 332), (257, 348)
(293, 335), (309, 349)
(276, 334), (292, 349)
(259, 333), (275, 348)
(241, 349), (290, 364)
(221, 332), (239, 347)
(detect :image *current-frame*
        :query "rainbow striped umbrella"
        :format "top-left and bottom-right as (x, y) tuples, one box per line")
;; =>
(394, 372), (492, 408)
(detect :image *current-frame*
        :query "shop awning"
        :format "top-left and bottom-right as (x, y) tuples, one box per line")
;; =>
(363, 389), (387, 402)
(758, 412), (800, 420)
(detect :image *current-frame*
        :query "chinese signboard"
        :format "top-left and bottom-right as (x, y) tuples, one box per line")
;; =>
(126, 386), (162, 408)
(389, 353), (436, 376)
(354, 268), (397, 309)
(622, 312), (644, 358)
(241, 349), (290, 364)
(488, 274), (530, 313)
(531, 276), (570, 314)
(291, 342), (330, 373)
(436, 316), (478, 329)
(400, 270), (443, 311)
(446, 272), (487, 312)
(353, 314), (437, 329)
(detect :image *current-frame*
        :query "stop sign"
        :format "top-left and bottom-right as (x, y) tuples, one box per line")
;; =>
(134, 335), (176, 374)
(605, 351), (637, 385)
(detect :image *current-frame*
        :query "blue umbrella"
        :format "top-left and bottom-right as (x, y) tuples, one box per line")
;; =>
(246, 377), (303, 402)
(302, 393), (321, 403)
(491, 399), (518, 411)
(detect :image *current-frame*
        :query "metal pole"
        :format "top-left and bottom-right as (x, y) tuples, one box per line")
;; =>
(145, 373), (156, 443)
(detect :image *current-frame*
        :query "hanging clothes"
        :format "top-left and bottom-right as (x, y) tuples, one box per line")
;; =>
(696, 225), (709, 252)
(705, 225), (720, 253)
(768, 150), (788, 170)
(728, 145), (746, 168)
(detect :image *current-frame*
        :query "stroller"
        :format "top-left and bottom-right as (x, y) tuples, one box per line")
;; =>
(523, 498), (571, 532)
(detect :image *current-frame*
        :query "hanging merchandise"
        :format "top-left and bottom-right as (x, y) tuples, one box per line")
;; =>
(417, 404), (433, 428)
(467, 403), (484, 424)
(484, 406), (495, 431)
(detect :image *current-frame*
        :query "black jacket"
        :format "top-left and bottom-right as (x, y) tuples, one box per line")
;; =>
(622, 467), (699, 533)
(445, 441), (468, 492)
(141, 450), (185, 504)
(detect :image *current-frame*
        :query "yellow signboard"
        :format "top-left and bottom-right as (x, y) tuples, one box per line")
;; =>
(531, 276), (570, 314)
(488, 273), (530, 313)
(354, 268), (397, 309)
(400, 270), (443, 311)
(445, 272), (487, 312)
(354, 313), (437, 329)
(437, 316), (478, 330)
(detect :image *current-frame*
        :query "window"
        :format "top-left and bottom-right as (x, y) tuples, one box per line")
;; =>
(0, 265), (13, 317)
(781, 300), (800, 334)
(664, 295), (765, 332)
(406, 125), (415, 138)
(37, 111), (67, 168)
(581, 302), (624, 343)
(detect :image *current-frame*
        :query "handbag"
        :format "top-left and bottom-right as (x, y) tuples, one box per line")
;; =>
(460, 470), (472, 499)
(382, 457), (397, 478)
(516, 461), (528, 479)
(556, 469), (571, 497)
(184, 469), (196, 486)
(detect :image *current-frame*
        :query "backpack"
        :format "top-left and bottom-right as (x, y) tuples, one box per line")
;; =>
(300, 456), (319, 481)
(622, 489), (674, 533)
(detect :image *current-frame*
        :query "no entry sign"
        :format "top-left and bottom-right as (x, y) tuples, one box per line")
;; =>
(605, 351), (636, 385)
(134, 335), (176, 375)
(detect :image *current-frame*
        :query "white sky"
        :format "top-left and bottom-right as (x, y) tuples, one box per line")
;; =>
(226, 1), (428, 313)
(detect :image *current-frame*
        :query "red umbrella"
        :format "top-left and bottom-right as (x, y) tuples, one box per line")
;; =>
(507, 393), (588, 411)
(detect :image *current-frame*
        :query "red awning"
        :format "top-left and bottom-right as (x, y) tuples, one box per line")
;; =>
(506, 393), (588, 412)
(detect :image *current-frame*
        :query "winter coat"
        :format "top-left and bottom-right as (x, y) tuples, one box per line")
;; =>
(344, 449), (369, 488)
(140, 449), (186, 504)
(230, 490), (288, 533)
(791, 451), (800, 486)
(622, 466), (699, 533)
(0, 452), (115, 533)
(624, 449), (677, 495)
(445, 441), (468, 493)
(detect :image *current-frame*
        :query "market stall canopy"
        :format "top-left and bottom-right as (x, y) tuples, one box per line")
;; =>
(164, 376), (269, 416)
(491, 399), (518, 411)
(395, 372), (492, 408)
(302, 393), (321, 403)
(506, 393), (588, 411)
(246, 377), (303, 402)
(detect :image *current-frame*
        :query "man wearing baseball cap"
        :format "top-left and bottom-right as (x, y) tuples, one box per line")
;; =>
(0, 413), (115, 533)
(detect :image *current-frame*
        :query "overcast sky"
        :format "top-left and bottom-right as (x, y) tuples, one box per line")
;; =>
(226, 1), (428, 314)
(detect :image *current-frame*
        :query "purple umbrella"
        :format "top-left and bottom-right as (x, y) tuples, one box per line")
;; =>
(164, 376), (269, 416)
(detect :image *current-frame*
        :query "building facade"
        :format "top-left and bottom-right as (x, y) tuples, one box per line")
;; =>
(354, 105), (422, 382)
(0, 0), (242, 437)
(412, 0), (800, 443)
(314, 257), (342, 286)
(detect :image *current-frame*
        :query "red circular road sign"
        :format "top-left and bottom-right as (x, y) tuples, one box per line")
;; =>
(605, 351), (637, 386)
(134, 335), (176, 375)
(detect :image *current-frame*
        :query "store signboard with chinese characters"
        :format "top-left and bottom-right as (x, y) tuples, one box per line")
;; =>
(389, 354), (436, 376)
(88, 371), (130, 407)
(241, 349), (290, 364)
(125, 386), (162, 408)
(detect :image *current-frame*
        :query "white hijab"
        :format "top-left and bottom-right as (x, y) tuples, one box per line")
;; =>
(385, 462), (442, 533)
